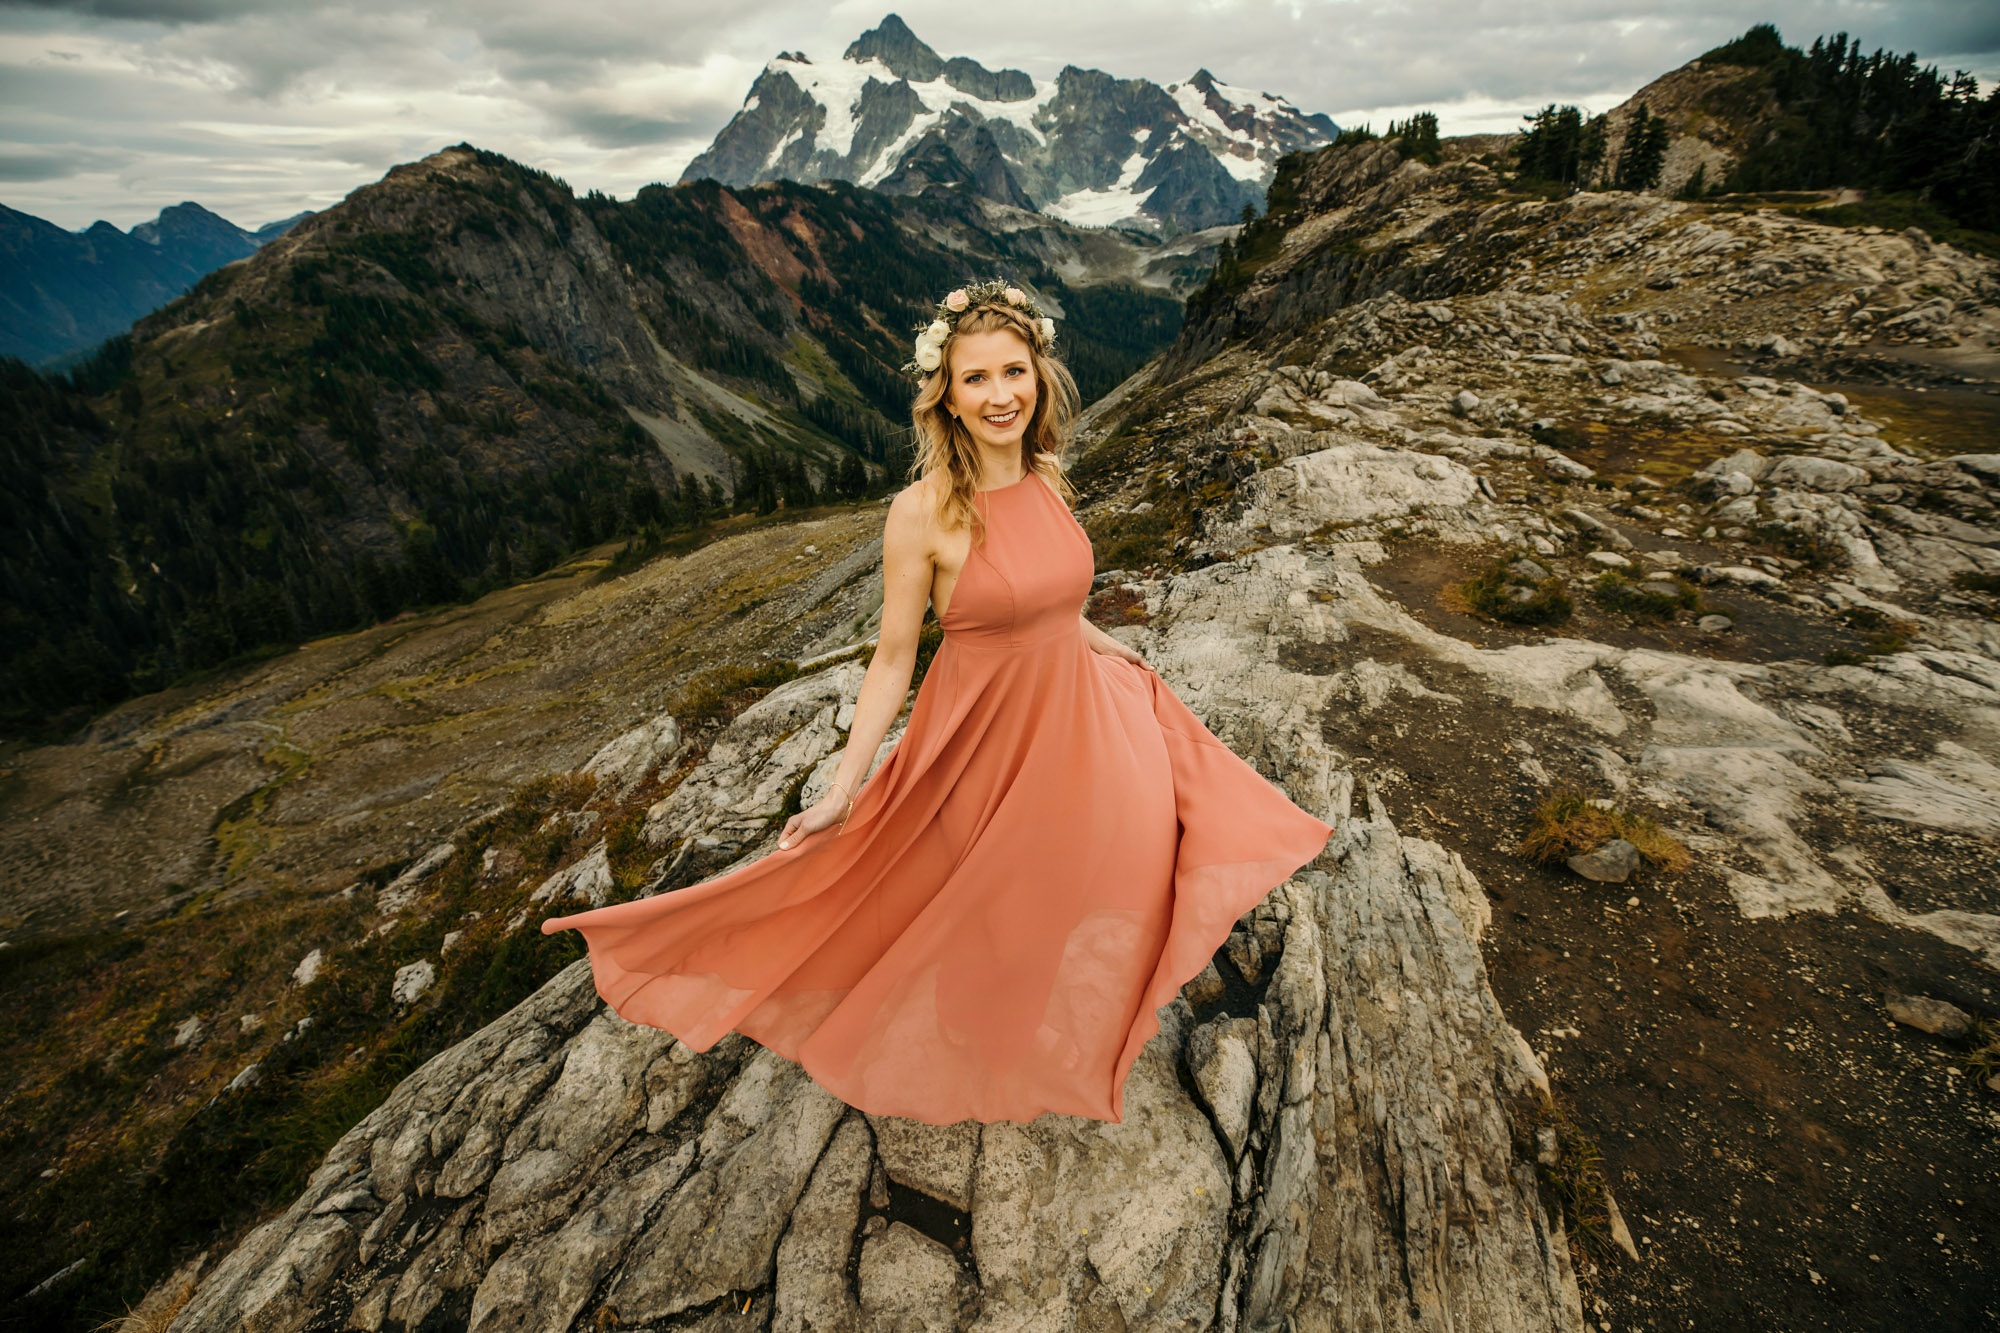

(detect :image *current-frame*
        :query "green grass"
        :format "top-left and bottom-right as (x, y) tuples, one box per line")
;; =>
(1514, 1092), (1619, 1263)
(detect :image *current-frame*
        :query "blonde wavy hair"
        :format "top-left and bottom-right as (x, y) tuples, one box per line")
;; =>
(907, 300), (1081, 542)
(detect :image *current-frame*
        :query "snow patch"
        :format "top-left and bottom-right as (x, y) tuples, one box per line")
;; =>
(763, 124), (803, 172)
(764, 52), (1062, 170)
(1043, 152), (1151, 228)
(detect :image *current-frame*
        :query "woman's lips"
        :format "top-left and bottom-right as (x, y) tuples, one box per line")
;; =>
(983, 409), (1020, 426)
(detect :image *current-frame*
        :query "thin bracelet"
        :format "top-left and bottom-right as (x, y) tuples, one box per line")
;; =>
(827, 780), (855, 832)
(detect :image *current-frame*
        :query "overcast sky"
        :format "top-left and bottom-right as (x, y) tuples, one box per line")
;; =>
(4, 1), (1997, 230)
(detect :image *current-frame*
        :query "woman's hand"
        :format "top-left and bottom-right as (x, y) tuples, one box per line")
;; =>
(1080, 612), (1150, 669)
(777, 792), (848, 850)
(1090, 638), (1149, 668)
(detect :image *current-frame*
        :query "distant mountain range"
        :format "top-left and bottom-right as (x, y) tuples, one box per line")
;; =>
(0, 201), (308, 365)
(681, 13), (1339, 233)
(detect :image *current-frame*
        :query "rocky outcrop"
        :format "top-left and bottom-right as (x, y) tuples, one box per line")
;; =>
(1167, 135), (1999, 387)
(163, 811), (1580, 1333)
(1078, 129), (2000, 975)
(158, 501), (1586, 1333)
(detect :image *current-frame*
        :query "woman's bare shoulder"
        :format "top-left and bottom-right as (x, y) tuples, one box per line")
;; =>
(885, 476), (942, 544)
(1030, 452), (1066, 497)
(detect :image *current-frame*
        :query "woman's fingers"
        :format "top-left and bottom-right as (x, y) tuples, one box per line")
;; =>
(778, 815), (801, 849)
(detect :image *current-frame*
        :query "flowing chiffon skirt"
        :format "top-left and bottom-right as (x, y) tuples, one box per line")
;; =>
(542, 469), (1335, 1124)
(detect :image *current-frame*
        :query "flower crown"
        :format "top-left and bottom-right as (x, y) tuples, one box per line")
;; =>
(901, 277), (1057, 380)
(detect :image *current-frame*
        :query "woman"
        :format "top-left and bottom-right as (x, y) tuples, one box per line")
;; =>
(541, 279), (1334, 1125)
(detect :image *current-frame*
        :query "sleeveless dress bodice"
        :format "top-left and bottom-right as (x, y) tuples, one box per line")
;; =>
(940, 471), (1095, 648)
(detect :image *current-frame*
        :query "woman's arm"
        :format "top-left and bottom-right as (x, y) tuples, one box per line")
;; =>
(778, 487), (935, 849)
(1080, 612), (1147, 667)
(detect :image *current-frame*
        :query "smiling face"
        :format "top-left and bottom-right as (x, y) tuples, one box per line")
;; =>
(945, 327), (1039, 456)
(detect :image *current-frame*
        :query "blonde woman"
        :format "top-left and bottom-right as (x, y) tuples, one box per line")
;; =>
(544, 279), (1333, 1125)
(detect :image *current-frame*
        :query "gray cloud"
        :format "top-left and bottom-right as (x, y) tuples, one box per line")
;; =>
(5, 0), (284, 20)
(2, 1), (1995, 227)
(0, 148), (94, 179)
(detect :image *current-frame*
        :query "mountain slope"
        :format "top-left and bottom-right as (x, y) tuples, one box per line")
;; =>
(1063, 92), (2000, 1333)
(1, 143), (1192, 736)
(1527, 23), (2000, 231)
(680, 13), (1337, 233)
(0, 200), (304, 366)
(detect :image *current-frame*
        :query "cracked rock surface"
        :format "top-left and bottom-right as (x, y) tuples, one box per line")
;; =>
(162, 539), (1583, 1332)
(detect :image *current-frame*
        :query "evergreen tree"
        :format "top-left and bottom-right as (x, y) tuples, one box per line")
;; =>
(1577, 117), (1609, 187)
(1614, 104), (1672, 190)
(1388, 112), (1441, 165)
(1516, 105), (1588, 187)
(1703, 24), (1998, 231)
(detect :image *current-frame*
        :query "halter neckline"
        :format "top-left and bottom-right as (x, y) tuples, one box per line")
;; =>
(974, 470), (1034, 495)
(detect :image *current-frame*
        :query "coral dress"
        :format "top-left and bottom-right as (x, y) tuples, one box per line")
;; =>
(541, 470), (1334, 1124)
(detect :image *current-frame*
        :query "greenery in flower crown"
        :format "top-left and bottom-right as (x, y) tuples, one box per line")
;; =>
(900, 277), (1058, 380)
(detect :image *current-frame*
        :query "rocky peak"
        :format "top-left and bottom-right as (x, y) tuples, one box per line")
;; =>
(942, 55), (1034, 103)
(129, 200), (244, 248)
(841, 12), (943, 83)
(874, 123), (1036, 210)
(0, 197), (266, 363)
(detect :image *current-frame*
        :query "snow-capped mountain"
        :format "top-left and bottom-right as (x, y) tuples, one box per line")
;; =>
(680, 14), (1339, 233)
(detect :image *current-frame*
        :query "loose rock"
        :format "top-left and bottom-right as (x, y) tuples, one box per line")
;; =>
(1568, 839), (1642, 883)
(1884, 992), (1973, 1039)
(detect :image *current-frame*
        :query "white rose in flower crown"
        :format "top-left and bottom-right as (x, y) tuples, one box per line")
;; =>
(1039, 317), (1056, 344)
(915, 339), (943, 372)
(926, 318), (949, 339)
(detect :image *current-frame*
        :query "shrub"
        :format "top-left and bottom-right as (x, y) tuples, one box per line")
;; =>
(1751, 521), (1840, 571)
(1590, 570), (1703, 621)
(1458, 554), (1574, 626)
(1950, 570), (2000, 596)
(1517, 787), (1692, 875)
(1823, 606), (1917, 664)
(1087, 585), (1150, 627)
(670, 659), (801, 727)
(1513, 1094), (1617, 1262)
(1965, 1019), (2000, 1090)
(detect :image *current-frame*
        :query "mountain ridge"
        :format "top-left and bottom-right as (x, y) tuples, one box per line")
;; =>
(0, 199), (307, 365)
(680, 12), (1337, 233)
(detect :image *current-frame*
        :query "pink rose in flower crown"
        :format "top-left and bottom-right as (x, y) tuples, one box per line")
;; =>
(1004, 287), (1026, 306)
(944, 289), (969, 312)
